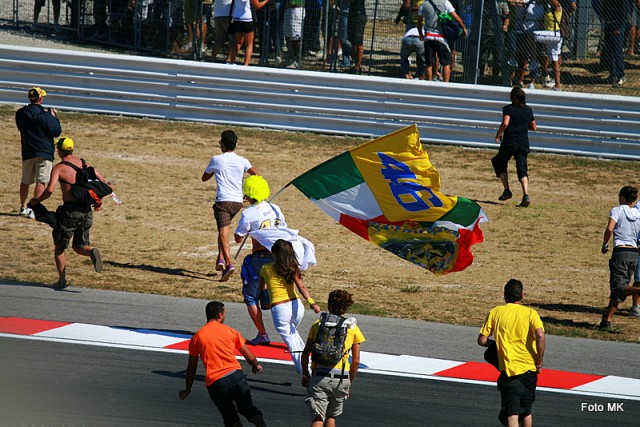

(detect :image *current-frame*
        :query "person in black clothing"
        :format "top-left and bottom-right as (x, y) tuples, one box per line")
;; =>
(15, 87), (62, 218)
(492, 87), (537, 207)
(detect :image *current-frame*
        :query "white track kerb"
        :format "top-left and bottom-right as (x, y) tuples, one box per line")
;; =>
(1, 317), (639, 401)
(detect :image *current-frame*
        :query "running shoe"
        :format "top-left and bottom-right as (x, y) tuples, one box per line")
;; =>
(220, 264), (235, 282)
(248, 334), (270, 345)
(498, 189), (512, 201)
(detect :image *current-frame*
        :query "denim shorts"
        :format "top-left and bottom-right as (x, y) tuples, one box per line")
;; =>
(241, 250), (272, 307)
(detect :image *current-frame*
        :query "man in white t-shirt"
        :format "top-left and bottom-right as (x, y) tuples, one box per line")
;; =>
(234, 175), (286, 345)
(202, 130), (258, 282)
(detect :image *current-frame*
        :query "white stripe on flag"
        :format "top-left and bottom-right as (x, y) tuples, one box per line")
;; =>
(313, 183), (383, 221)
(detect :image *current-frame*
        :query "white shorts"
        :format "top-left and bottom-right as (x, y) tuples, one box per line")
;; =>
(284, 7), (304, 41)
(534, 30), (563, 62)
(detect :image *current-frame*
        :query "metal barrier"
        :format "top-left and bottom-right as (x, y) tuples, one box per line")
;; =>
(1, 44), (639, 159)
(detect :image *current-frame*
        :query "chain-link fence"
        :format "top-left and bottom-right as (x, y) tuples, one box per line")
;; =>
(2, 0), (639, 96)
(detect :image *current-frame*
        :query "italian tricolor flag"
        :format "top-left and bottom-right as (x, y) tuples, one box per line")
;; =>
(291, 125), (487, 274)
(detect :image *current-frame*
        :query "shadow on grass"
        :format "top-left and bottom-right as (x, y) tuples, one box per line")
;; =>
(529, 302), (602, 315)
(539, 316), (596, 330)
(106, 261), (212, 280)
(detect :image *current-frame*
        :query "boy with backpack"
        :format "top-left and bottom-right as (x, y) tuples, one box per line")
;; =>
(29, 137), (111, 290)
(301, 290), (365, 427)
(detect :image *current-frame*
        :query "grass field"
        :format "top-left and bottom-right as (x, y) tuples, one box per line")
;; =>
(2, 105), (640, 343)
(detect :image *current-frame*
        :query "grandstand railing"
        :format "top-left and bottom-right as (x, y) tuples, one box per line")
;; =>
(0, 44), (639, 160)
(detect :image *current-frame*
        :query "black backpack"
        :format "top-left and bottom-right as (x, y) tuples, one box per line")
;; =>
(311, 313), (352, 368)
(61, 159), (112, 206)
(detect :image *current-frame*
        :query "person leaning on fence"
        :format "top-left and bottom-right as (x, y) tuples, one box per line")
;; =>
(400, 27), (427, 80)
(301, 290), (365, 427)
(15, 87), (62, 219)
(417, 0), (467, 83)
(598, 186), (640, 331)
(492, 87), (536, 207)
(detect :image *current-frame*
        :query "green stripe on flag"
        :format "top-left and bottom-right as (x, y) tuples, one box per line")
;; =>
(437, 197), (482, 227)
(290, 152), (364, 200)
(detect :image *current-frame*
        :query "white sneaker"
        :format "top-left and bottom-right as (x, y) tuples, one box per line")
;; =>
(19, 207), (35, 219)
(286, 61), (299, 69)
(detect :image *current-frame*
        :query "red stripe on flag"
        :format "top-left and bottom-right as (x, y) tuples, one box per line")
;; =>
(451, 220), (485, 273)
(436, 362), (604, 389)
(0, 317), (71, 335)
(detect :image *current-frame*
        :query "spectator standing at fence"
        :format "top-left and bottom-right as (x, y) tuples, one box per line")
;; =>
(480, 0), (510, 78)
(33, 0), (61, 26)
(15, 87), (62, 219)
(179, 301), (267, 427)
(601, 0), (631, 87)
(303, 0), (323, 58)
(510, 0), (544, 88)
(184, 0), (212, 54)
(533, 0), (563, 90)
(598, 186), (640, 330)
(626, 0), (640, 57)
(211, 0), (235, 61)
(202, 130), (259, 280)
(284, 0), (306, 68)
(400, 27), (426, 79)
(492, 87), (536, 207)
(227, 0), (272, 65)
(478, 279), (545, 427)
(417, 0), (467, 83)
(347, 0), (367, 74)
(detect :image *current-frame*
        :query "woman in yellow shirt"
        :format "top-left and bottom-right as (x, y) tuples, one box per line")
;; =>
(260, 239), (320, 374)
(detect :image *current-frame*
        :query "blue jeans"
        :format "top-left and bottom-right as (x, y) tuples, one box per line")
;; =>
(400, 35), (425, 77)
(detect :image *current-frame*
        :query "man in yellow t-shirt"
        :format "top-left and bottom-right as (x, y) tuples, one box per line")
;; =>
(478, 279), (545, 427)
(301, 290), (365, 427)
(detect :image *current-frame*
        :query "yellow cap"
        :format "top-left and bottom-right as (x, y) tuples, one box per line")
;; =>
(28, 86), (47, 100)
(56, 136), (74, 151)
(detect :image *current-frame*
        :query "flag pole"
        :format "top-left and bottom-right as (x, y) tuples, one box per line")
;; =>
(233, 182), (292, 259)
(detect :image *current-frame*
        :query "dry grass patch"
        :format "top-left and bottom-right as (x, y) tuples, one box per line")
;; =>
(2, 105), (640, 343)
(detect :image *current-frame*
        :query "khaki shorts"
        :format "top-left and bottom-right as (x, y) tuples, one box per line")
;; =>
(22, 157), (52, 185)
(306, 375), (350, 421)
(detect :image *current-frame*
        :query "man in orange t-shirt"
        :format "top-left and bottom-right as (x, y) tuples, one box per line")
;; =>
(179, 301), (267, 427)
